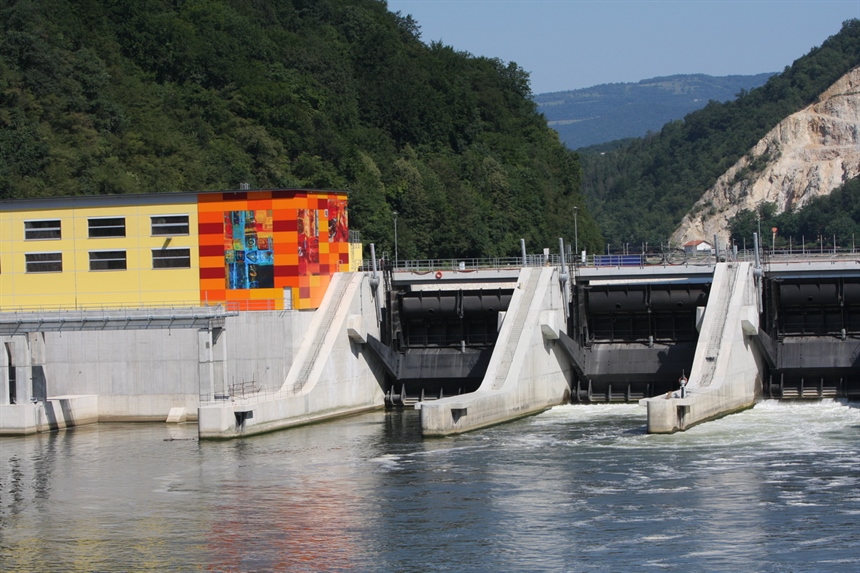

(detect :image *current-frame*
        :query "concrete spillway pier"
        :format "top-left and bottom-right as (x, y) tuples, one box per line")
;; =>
(644, 262), (764, 433)
(418, 266), (572, 436)
(198, 272), (385, 439)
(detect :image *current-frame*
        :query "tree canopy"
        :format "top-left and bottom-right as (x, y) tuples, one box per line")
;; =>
(0, 0), (599, 258)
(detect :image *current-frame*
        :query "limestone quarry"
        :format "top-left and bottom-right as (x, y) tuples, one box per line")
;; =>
(671, 67), (860, 246)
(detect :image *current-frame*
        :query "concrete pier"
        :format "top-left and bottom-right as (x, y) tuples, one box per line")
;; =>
(419, 266), (572, 436)
(198, 272), (385, 438)
(645, 262), (764, 433)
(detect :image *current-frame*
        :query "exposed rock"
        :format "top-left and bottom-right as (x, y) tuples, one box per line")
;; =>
(671, 67), (860, 246)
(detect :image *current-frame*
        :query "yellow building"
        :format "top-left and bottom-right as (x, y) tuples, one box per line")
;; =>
(0, 189), (356, 311)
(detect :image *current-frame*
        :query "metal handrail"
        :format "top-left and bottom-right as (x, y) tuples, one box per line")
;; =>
(361, 248), (860, 274)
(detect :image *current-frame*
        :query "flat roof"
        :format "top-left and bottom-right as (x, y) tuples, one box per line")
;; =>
(0, 188), (349, 211)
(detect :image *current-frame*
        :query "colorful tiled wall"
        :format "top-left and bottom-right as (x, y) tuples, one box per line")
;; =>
(197, 190), (351, 311)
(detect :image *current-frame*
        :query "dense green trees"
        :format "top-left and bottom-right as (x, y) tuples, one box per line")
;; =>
(581, 19), (860, 246)
(0, 0), (598, 258)
(729, 177), (860, 250)
(4, 2), (856, 257)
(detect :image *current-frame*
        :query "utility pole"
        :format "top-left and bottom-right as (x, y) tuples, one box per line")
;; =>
(573, 206), (579, 265)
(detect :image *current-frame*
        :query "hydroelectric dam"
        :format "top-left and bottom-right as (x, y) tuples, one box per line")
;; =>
(2, 245), (859, 438)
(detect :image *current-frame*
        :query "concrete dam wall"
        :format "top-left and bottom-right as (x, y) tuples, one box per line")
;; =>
(3, 257), (858, 437)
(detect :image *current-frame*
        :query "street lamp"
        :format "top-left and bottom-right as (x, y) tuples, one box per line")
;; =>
(392, 210), (399, 269)
(573, 206), (579, 264)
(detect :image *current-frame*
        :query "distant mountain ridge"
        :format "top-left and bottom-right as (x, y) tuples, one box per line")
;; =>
(535, 73), (774, 149)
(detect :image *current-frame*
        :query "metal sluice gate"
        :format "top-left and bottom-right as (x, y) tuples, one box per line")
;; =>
(760, 275), (860, 400)
(368, 261), (860, 408)
(369, 272), (515, 406)
(563, 280), (711, 403)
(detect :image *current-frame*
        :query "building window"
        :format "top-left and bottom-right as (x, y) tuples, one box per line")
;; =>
(89, 250), (127, 271)
(24, 220), (62, 240)
(88, 217), (125, 238)
(151, 215), (189, 236)
(25, 252), (63, 273)
(152, 248), (191, 269)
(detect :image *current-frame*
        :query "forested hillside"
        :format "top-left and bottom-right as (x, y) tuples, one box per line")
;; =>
(0, 0), (599, 258)
(535, 73), (774, 149)
(581, 19), (860, 246)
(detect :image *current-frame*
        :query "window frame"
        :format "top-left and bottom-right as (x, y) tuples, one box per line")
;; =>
(25, 252), (63, 273)
(152, 247), (191, 269)
(151, 214), (190, 236)
(89, 250), (127, 271)
(88, 216), (126, 238)
(24, 219), (62, 240)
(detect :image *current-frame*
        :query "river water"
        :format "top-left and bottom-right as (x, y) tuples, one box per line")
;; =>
(1, 400), (858, 573)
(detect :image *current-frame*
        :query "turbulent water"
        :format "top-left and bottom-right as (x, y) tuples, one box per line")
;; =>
(1, 401), (858, 572)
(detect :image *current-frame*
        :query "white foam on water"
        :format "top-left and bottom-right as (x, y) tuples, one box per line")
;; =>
(370, 453), (402, 470)
(538, 400), (860, 455)
(640, 534), (683, 542)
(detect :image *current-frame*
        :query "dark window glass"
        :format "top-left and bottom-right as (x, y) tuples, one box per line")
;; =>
(151, 215), (190, 236)
(25, 252), (62, 273)
(25, 220), (61, 240)
(88, 217), (125, 238)
(89, 250), (127, 270)
(152, 248), (191, 269)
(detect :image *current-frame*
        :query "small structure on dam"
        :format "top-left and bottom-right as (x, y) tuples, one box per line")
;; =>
(0, 187), (361, 435)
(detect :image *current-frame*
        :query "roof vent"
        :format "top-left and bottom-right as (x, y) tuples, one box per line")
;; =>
(239, 182), (250, 190)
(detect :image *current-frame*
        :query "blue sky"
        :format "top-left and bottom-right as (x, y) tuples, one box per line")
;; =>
(386, 0), (860, 94)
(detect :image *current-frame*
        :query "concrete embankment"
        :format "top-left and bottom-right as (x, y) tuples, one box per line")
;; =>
(645, 262), (764, 433)
(0, 395), (99, 435)
(419, 266), (572, 436)
(198, 272), (385, 438)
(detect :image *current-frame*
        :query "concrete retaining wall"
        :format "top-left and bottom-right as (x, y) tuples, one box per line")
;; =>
(0, 306), (316, 433)
(420, 267), (572, 436)
(39, 311), (314, 421)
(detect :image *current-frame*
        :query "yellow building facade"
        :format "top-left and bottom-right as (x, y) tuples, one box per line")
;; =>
(1, 189), (355, 312)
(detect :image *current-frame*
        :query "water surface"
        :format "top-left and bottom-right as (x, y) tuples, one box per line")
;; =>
(2, 401), (858, 572)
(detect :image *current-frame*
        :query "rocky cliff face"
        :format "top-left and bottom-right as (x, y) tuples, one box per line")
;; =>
(671, 67), (860, 246)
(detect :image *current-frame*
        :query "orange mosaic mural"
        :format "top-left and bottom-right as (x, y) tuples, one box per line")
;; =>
(198, 190), (350, 311)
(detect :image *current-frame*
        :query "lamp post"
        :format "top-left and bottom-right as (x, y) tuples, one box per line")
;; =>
(573, 206), (579, 264)
(392, 210), (399, 269)
(756, 211), (762, 259)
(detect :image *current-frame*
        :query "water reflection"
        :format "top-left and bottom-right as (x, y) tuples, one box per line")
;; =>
(200, 418), (389, 572)
(1, 402), (858, 572)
